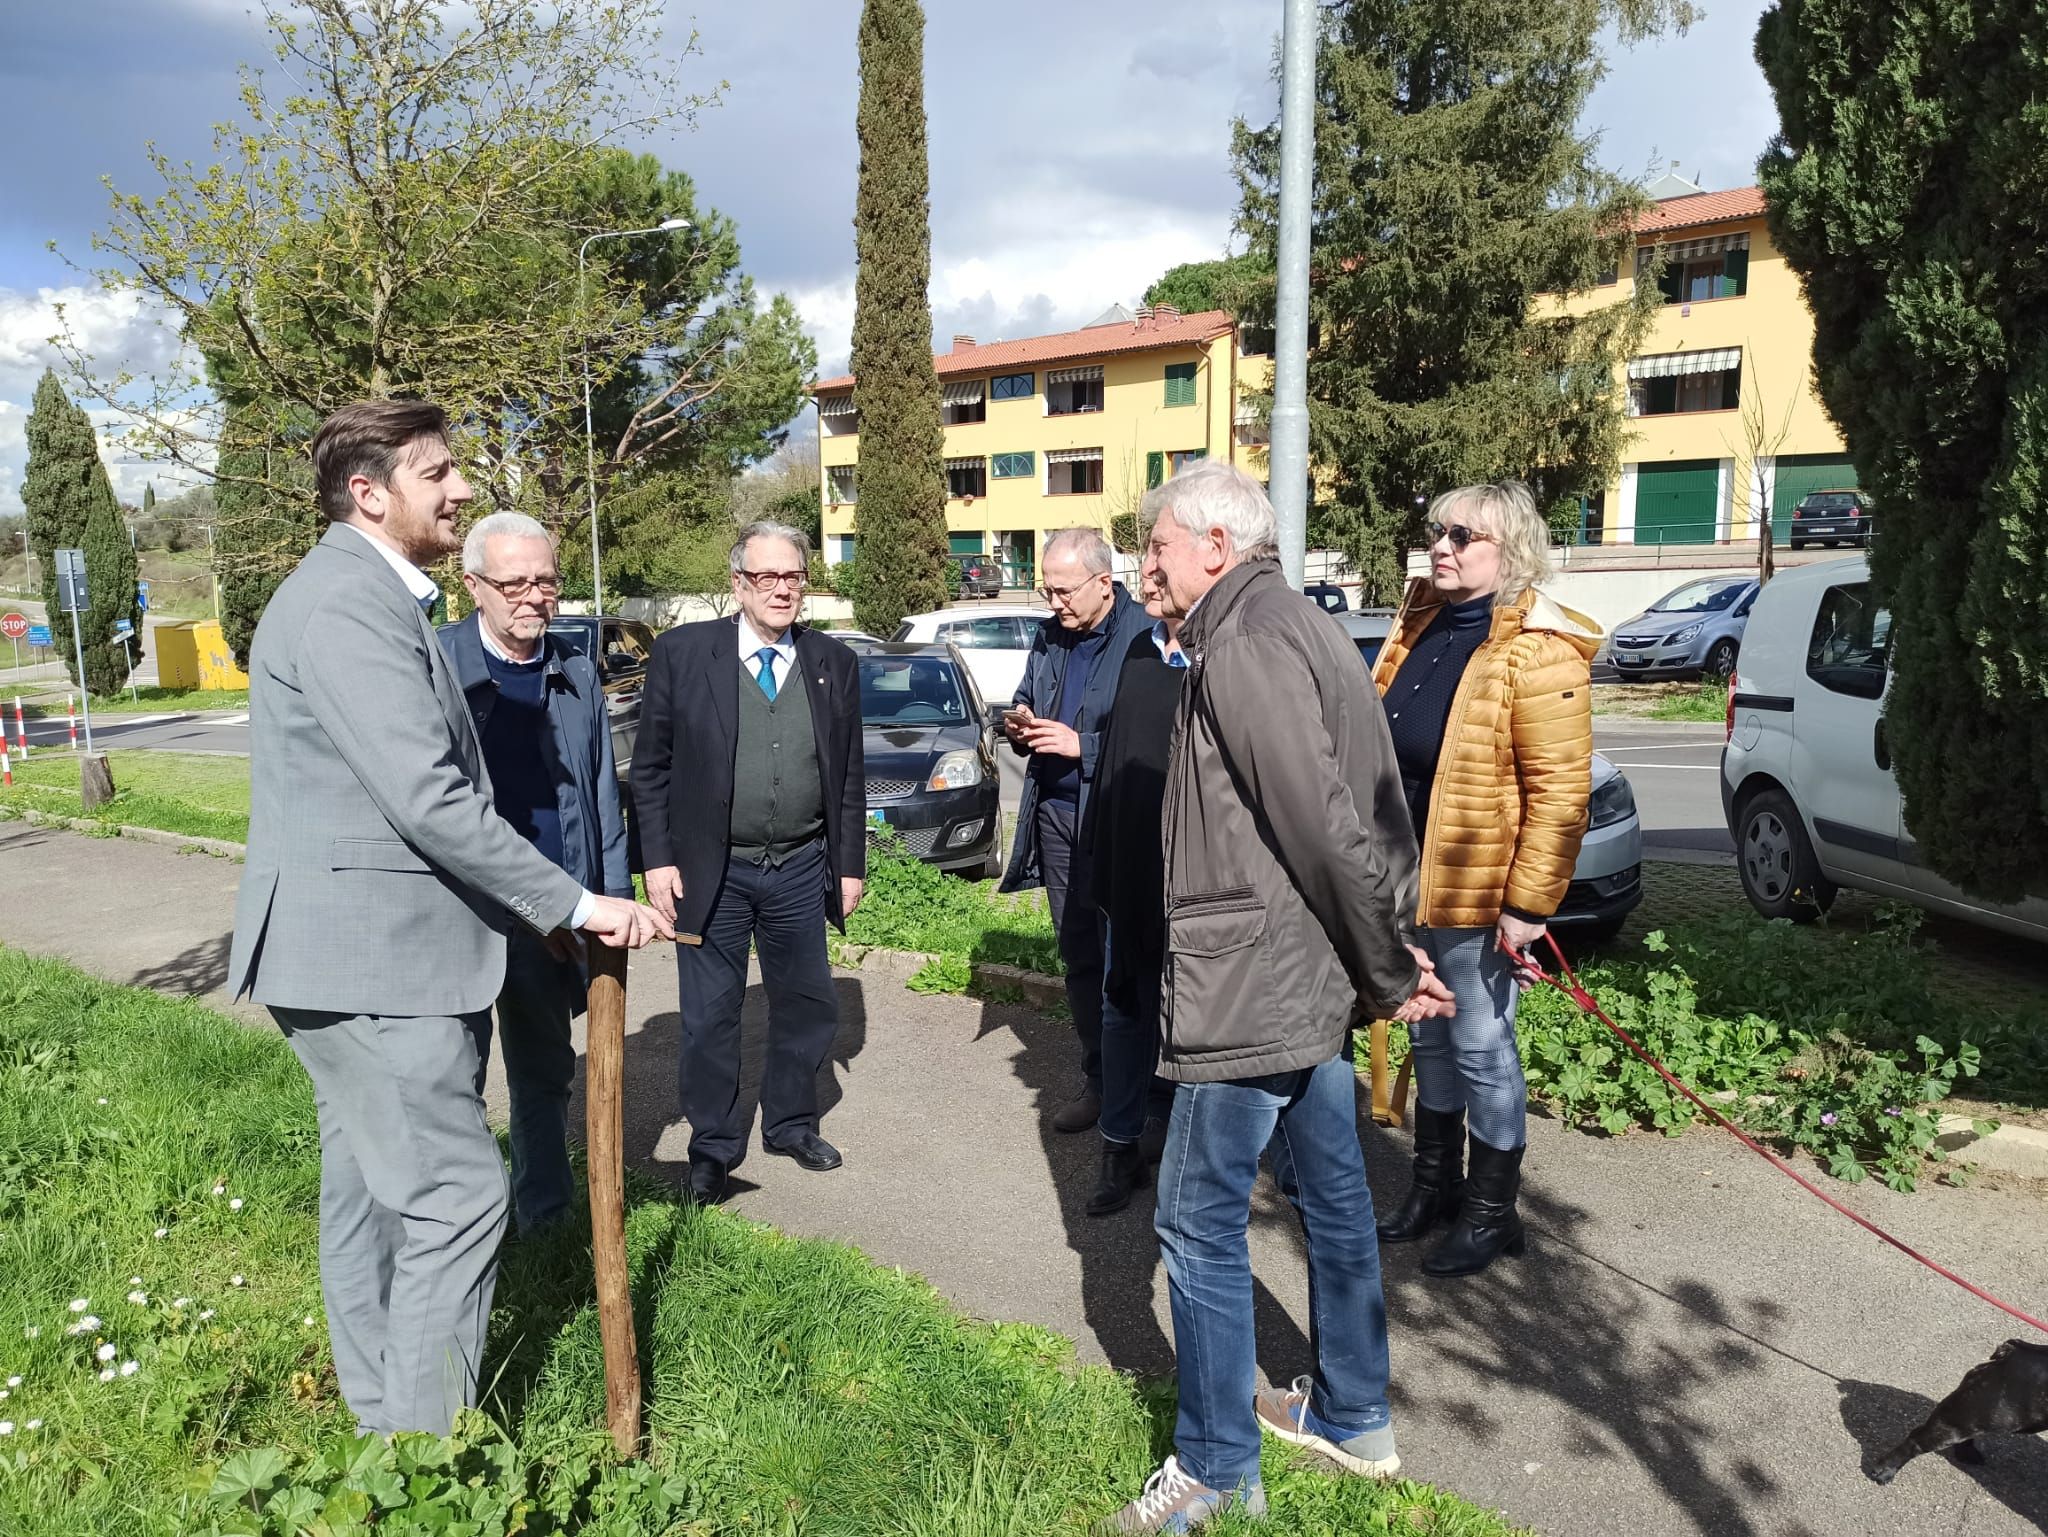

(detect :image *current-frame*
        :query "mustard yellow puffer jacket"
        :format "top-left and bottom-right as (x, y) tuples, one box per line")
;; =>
(1372, 579), (1601, 928)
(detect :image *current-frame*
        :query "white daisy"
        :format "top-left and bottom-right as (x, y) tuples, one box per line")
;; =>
(4, 1377), (17, 1388)
(153, 1228), (168, 1239)
(198, 1310), (215, 1322)
(21, 1328), (38, 1340)
(127, 1277), (141, 1287)
(119, 1361), (138, 1377)
(67, 1299), (88, 1313)
(0, 1422), (12, 1435)
(228, 1275), (244, 1288)
(23, 1420), (40, 1431)
(95, 1097), (107, 1106)
(171, 1298), (190, 1310)
(126, 1291), (147, 1306)
(228, 1198), (244, 1212)
(211, 1184), (225, 1197)
(95, 1344), (116, 1363)
(97, 1368), (114, 1383)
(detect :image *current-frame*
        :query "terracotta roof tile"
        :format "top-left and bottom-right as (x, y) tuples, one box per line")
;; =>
(1636, 186), (1767, 237)
(811, 308), (1235, 395)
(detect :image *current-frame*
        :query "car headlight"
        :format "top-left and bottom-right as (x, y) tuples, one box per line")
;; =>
(1587, 772), (1637, 829)
(927, 750), (984, 791)
(1667, 622), (1705, 646)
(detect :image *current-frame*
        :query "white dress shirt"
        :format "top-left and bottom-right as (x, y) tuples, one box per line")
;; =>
(737, 614), (797, 694)
(341, 523), (598, 928)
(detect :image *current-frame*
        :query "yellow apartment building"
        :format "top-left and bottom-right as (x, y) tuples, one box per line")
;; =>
(810, 305), (1270, 585)
(1568, 183), (1855, 546)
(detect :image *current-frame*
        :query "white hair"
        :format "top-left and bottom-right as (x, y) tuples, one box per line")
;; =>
(462, 511), (554, 574)
(1042, 525), (1113, 574)
(1156, 460), (1278, 562)
(730, 519), (813, 571)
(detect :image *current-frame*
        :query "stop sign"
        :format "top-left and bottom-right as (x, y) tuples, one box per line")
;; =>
(0, 613), (27, 642)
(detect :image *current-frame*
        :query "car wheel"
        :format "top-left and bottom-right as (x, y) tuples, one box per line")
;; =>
(1702, 637), (1738, 681)
(1735, 788), (1836, 922)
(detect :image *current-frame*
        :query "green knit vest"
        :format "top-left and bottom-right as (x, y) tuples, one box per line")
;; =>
(730, 658), (827, 866)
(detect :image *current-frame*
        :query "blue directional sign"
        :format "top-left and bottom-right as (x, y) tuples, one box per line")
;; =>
(115, 619), (134, 637)
(137, 580), (150, 613)
(26, 625), (52, 648)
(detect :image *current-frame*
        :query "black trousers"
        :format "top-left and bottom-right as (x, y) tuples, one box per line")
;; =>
(1036, 796), (1105, 1094)
(675, 840), (839, 1166)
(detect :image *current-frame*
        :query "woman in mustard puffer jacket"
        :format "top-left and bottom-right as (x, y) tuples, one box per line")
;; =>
(1370, 481), (1601, 1277)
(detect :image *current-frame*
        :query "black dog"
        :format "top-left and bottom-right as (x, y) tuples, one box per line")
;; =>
(1867, 1338), (2048, 1484)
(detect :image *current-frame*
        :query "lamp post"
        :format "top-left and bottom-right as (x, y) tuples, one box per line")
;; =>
(578, 218), (690, 613)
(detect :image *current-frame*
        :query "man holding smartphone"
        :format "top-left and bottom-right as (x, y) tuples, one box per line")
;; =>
(998, 526), (1152, 1132)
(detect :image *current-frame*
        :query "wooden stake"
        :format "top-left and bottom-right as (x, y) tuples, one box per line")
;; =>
(1367, 1019), (1408, 1128)
(584, 939), (641, 1455)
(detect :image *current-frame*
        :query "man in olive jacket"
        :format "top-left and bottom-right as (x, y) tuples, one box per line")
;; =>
(1101, 461), (1454, 1534)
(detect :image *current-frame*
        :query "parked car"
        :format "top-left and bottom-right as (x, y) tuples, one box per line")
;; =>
(1337, 610), (1642, 941)
(1789, 488), (1876, 550)
(846, 641), (1003, 876)
(542, 614), (657, 780)
(1603, 575), (1758, 681)
(951, 554), (1005, 599)
(1720, 555), (2048, 938)
(890, 602), (1050, 710)
(1305, 582), (1350, 614)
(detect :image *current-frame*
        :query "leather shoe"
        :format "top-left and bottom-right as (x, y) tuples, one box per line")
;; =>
(1086, 1140), (1151, 1216)
(683, 1156), (728, 1206)
(764, 1130), (843, 1171)
(1052, 1090), (1102, 1135)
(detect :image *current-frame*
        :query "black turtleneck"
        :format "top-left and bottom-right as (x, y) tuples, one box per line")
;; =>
(1383, 593), (1496, 844)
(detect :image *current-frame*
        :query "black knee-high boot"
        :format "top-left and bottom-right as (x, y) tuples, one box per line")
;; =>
(1376, 1105), (1465, 1243)
(1421, 1135), (1525, 1276)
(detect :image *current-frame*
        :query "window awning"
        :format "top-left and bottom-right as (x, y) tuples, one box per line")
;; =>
(1045, 447), (1102, 464)
(817, 393), (856, 418)
(1234, 402), (1262, 426)
(1628, 347), (1741, 380)
(941, 380), (985, 406)
(944, 455), (984, 471)
(1046, 365), (1104, 385)
(1637, 230), (1750, 268)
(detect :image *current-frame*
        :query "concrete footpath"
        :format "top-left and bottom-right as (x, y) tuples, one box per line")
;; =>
(1, 817), (2043, 1536)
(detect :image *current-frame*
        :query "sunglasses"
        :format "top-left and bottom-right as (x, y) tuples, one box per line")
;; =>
(1428, 521), (1497, 551)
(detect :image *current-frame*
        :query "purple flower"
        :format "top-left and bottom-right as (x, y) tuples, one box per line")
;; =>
(1820, 1112), (1838, 1126)
(1885, 1107), (1901, 1117)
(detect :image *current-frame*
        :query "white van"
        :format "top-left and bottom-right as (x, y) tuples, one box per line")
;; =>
(1719, 556), (2048, 940)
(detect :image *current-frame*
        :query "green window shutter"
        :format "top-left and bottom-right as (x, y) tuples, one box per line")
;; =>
(1165, 362), (1197, 406)
(1722, 246), (1749, 297)
(1146, 452), (1164, 489)
(1656, 262), (1681, 305)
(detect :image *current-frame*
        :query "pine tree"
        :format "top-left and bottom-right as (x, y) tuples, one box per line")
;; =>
(213, 404), (320, 667)
(1758, 0), (2048, 899)
(21, 370), (140, 693)
(1231, 0), (1682, 598)
(848, 0), (948, 634)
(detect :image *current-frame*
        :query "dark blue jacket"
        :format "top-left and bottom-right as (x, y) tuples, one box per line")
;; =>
(999, 582), (1152, 892)
(437, 615), (631, 902)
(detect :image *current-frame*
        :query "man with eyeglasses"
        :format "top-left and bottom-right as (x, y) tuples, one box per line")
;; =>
(999, 525), (1152, 1134)
(438, 511), (632, 1234)
(632, 519), (866, 1206)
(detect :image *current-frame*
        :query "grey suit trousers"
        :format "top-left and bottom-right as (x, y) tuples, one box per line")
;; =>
(272, 1007), (510, 1435)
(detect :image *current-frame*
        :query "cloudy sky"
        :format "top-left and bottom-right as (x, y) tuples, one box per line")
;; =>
(0, 0), (1779, 514)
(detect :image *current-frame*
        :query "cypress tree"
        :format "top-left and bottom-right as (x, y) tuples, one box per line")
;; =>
(1758, 0), (2048, 899)
(213, 404), (320, 667)
(848, 0), (948, 634)
(1231, 0), (1677, 598)
(22, 370), (140, 693)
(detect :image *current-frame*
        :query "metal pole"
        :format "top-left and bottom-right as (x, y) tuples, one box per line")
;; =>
(68, 607), (94, 755)
(1269, 0), (1317, 589)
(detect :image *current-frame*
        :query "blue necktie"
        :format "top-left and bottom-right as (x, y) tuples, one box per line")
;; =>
(754, 646), (779, 702)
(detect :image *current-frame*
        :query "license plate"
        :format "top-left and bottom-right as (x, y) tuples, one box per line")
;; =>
(867, 808), (887, 825)
(1616, 656), (1650, 668)
(1805, 525), (1837, 535)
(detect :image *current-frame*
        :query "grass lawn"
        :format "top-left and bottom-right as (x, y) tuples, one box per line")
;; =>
(843, 837), (1060, 975)
(21, 686), (249, 718)
(0, 750), (249, 844)
(0, 947), (1518, 1536)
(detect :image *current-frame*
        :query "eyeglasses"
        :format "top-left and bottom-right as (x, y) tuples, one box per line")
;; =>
(1039, 574), (1107, 605)
(473, 572), (562, 599)
(739, 569), (809, 592)
(1427, 521), (1497, 552)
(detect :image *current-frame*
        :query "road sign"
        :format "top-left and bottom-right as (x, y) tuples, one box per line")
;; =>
(114, 619), (134, 637)
(0, 613), (25, 642)
(26, 625), (52, 648)
(55, 549), (87, 614)
(137, 580), (150, 613)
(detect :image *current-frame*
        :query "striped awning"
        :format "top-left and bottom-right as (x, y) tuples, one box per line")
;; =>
(1628, 347), (1741, 380)
(941, 379), (985, 406)
(1046, 365), (1103, 385)
(944, 455), (984, 471)
(1637, 230), (1750, 268)
(1234, 401), (1261, 427)
(1045, 447), (1102, 465)
(817, 393), (856, 418)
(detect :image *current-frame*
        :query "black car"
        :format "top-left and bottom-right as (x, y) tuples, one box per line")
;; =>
(545, 614), (657, 780)
(1305, 582), (1351, 614)
(951, 554), (1005, 599)
(849, 641), (1002, 875)
(1790, 488), (1876, 550)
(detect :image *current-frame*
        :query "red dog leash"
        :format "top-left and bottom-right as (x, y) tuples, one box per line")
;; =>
(1511, 933), (2048, 1338)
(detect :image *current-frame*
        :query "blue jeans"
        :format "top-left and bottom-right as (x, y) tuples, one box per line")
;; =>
(487, 929), (582, 1232)
(1411, 926), (1527, 1149)
(1154, 1056), (1392, 1492)
(1097, 921), (1174, 1145)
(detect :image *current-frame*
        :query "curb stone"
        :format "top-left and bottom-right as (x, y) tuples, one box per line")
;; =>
(6, 806), (245, 861)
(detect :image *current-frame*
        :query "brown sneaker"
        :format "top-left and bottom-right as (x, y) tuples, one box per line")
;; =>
(1254, 1376), (1400, 1477)
(1099, 1455), (1267, 1532)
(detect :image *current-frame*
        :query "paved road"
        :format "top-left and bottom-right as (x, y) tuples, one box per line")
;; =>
(0, 818), (2041, 1537)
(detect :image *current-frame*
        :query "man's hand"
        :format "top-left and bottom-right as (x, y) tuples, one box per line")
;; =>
(1002, 704), (1035, 747)
(1021, 718), (1081, 759)
(643, 865), (684, 924)
(540, 928), (583, 966)
(1392, 946), (1456, 1024)
(578, 893), (674, 949)
(840, 877), (865, 919)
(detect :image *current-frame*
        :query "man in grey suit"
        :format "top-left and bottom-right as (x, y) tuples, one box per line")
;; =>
(228, 399), (670, 1436)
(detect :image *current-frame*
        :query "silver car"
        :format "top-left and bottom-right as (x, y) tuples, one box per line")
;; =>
(1603, 575), (1758, 682)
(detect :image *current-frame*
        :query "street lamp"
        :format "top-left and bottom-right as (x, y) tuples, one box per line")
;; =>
(578, 217), (691, 613)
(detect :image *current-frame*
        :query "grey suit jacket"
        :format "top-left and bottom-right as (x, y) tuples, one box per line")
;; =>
(227, 524), (587, 1016)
